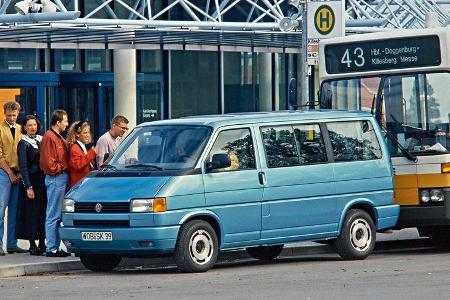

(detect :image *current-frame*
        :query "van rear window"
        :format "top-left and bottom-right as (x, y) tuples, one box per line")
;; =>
(327, 120), (382, 162)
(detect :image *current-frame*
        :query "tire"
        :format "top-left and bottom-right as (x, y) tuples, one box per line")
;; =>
(421, 226), (450, 248)
(80, 254), (122, 272)
(246, 245), (284, 260)
(335, 209), (375, 260)
(174, 220), (219, 273)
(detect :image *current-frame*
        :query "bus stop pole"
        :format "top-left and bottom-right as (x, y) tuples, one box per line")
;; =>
(300, 2), (309, 108)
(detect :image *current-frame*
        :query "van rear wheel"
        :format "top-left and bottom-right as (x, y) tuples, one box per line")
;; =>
(80, 254), (122, 272)
(335, 209), (375, 260)
(246, 245), (284, 260)
(174, 220), (219, 273)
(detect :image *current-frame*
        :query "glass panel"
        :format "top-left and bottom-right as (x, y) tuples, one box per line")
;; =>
(54, 50), (81, 72)
(320, 77), (380, 111)
(138, 81), (161, 123)
(327, 121), (382, 162)
(224, 52), (273, 113)
(140, 50), (162, 73)
(58, 86), (97, 138)
(83, 0), (109, 18)
(0, 87), (37, 124)
(293, 124), (328, 164)
(383, 73), (450, 156)
(207, 128), (256, 171)
(261, 126), (299, 168)
(170, 51), (218, 118)
(278, 54), (287, 110)
(0, 49), (39, 72)
(110, 125), (212, 170)
(86, 50), (111, 72)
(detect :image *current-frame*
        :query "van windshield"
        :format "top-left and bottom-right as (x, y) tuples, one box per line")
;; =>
(107, 125), (212, 171)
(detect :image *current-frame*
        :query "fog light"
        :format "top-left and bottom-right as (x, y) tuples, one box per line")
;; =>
(421, 190), (430, 203)
(138, 241), (154, 247)
(430, 189), (444, 202)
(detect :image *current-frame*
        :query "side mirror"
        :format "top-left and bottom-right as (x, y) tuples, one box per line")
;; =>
(205, 153), (231, 171)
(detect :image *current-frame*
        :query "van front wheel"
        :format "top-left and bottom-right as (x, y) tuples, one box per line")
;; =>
(80, 255), (122, 272)
(335, 209), (375, 260)
(174, 220), (219, 273)
(246, 245), (284, 260)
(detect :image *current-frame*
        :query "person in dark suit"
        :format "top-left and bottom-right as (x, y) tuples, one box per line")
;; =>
(16, 115), (46, 256)
(67, 121), (97, 188)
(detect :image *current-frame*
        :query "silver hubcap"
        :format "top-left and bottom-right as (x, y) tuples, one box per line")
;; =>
(350, 218), (372, 252)
(188, 229), (213, 265)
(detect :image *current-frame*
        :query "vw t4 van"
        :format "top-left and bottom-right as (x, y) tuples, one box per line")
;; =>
(60, 111), (399, 272)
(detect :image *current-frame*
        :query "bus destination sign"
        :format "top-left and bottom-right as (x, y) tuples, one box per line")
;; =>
(325, 35), (441, 74)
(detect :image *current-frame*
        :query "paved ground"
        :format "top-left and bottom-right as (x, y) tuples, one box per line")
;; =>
(1, 231), (447, 300)
(0, 228), (422, 278)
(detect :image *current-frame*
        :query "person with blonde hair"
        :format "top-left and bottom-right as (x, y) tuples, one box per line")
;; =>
(67, 121), (97, 188)
(0, 101), (27, 255)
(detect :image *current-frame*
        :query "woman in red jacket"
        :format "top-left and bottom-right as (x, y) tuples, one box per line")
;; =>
(67, 121), (97, 188)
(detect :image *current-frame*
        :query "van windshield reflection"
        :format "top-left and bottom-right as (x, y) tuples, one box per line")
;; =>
(108, 125), (212, 171)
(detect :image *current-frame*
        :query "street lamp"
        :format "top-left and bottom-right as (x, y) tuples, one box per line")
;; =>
(14, 0), (57, 15)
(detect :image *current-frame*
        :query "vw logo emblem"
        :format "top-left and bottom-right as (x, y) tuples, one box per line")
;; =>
(95, 203), (102, 213)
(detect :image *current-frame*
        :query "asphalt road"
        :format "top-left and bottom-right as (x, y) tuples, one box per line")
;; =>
(2, 244), (450, 300)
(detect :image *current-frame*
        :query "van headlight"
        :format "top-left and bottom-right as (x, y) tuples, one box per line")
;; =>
(63, 198), (75, 213)
(130, 197), (166, 213)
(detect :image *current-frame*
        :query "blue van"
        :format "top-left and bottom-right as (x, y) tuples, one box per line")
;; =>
(60, 111), (399, 272)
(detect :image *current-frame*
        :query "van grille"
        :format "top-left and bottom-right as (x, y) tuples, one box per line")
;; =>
(73, 220), (130, 227)
(75, 202), (130, 213)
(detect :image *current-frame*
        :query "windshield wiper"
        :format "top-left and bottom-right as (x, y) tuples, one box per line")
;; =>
(101, 164), (118, 171)
(124, 163), (163, 170)
(380, 123), (417, 162)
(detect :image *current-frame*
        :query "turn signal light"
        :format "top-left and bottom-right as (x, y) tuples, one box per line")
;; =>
(442, 163), (450, 173)
(153, 197), (167, 212)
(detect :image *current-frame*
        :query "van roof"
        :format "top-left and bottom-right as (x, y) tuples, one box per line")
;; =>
(138, 110), (374, 128)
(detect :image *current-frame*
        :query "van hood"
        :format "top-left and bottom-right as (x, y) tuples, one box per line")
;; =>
(65, 175), (172, 201)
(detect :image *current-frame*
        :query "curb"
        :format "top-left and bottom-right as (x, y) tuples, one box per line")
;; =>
(0, 260), (83, 278)
(0, 238), (429, 278)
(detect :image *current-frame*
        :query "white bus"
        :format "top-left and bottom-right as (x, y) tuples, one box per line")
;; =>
(318, 28), (450, 243)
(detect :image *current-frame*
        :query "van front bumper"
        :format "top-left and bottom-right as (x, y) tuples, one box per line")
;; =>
(59, 225), (180, 256)
(375, 204), (400, 230)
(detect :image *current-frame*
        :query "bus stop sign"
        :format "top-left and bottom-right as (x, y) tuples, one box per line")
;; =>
(307, 1), (344, 65)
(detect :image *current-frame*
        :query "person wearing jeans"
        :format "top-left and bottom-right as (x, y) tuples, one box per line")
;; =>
(0, 101), (27, 255)
(40, 109), (70, 257)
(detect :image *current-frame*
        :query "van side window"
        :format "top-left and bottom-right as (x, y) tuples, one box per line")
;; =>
(261, 126), (299, 168)
(293, 124), (328, 164)
(207, 128), (256, 171)
(327, 121), (382, 162)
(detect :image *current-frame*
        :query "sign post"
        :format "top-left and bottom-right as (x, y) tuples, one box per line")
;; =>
(307, 1), (345, 66)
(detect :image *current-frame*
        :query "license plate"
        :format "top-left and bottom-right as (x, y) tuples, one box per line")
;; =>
(81, 231), (113, 241)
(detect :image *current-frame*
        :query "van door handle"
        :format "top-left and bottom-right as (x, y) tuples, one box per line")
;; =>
(258, 171), (266, 185)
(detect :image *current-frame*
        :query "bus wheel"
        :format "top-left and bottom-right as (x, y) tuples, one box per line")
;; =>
(335, 209), (375, 260)
(80, 255), (122, 271)
(246, 245), (284, 261)
(174, 220), (219, 273)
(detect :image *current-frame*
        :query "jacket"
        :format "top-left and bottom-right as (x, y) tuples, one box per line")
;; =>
(0, 120), (22, 170)
(69, 143), (96, 188)
(40, 129), (69, 176)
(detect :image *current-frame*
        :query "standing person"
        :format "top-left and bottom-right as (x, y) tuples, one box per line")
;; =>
(0, 101), (27, 255)
(96, 115), (129, 167)
(39, 109), (70, 257)
(67, 121), (97, 188)
(16, 115), (47, 256)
